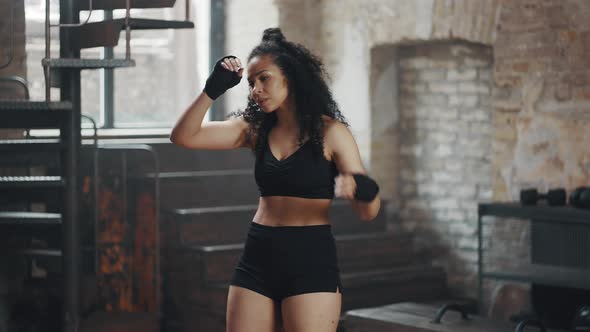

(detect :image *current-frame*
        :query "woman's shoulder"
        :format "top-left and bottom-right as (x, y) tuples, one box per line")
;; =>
(322, 116), (349, 139)
(228, 115), (258, 151)
(321, 116), (352, 159)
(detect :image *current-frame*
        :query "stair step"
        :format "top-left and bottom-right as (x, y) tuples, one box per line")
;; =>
(0, 176), (65, 201)
(0, 139), (61, 168)
(173, 306), (226, 332)
(20, 248), (63, 274)
(80, 311), (159, 332)
(43, 58), (136, 69)
(0, 176), (64, 188)
(72, 18), (194, 49)
(0, 102), (72, 129)
(0, 212), (62, 245)
(79, 0), (176, 10)
(150, 143), (255, 172)
(0, 154), (59, 168)
(159, 171), (259, 209)
(165, 200), (387, 246)
(165, 204), (256, 246)
(144, 169), (253, 179)
(21, 248), (62, 257)
(0, 139), (62, 152)
(183, 265), (447, 314)
(0, 101), (72, 111)
(181, 232), (416, 285)
(119, 18), (194, 30)
(342, 266), (447, 311)
(342, 301), (511, 332)
(0, 212), (61, 226)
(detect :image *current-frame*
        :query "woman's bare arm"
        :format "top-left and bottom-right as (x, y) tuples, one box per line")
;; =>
(170, 56), (249, 150)
(169, 92), (249, 150)
(327, 121), (381, 221)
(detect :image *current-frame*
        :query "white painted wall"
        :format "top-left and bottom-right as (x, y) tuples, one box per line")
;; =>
(223, 0), (279, 117)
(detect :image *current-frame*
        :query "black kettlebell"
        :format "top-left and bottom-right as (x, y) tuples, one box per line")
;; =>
(569, 186), (590, 209)
(520, 188), (566, 206)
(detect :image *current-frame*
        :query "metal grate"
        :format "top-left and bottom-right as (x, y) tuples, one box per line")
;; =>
(42, 58), (136, 69)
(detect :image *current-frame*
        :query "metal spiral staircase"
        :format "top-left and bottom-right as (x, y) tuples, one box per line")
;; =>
(0, 1), (193, 331)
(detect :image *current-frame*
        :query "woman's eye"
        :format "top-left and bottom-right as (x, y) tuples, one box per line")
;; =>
(260, 76), (268, 82)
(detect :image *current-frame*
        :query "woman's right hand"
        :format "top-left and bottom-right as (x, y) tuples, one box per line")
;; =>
(203, 56), (244, 100)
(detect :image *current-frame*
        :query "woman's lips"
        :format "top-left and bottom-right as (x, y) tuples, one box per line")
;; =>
(258, 99), (268, 106)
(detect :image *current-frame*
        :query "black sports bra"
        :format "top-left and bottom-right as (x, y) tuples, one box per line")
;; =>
(254, 135), (338, 199)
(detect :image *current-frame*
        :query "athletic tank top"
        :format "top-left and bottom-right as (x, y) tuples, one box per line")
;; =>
(254, 135), (338, 199)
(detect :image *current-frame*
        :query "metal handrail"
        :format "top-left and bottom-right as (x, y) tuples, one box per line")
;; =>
(125, 0), (131, 60)
(0, 76), (30, 100)
(0, 0), (15, 69)
(185, 0), (190, 21)
(43, 0), (51, 101)
(81, 114), (98, 146)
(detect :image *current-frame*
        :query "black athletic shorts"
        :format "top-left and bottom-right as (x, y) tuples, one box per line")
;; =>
(230, 221), (342, 302)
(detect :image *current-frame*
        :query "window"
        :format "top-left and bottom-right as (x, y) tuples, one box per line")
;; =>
(24, 0), (208, 131)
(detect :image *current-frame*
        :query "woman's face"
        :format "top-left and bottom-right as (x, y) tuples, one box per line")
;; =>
(247, 55), (290, 113)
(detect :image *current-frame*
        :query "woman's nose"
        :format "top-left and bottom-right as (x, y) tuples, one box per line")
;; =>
(250, 88), (259, 98)
(252, 82), (263, 94)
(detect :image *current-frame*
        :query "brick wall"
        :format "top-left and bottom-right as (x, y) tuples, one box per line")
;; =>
(482, 0), (590, 314)
(492, 0), (590, 199)
(396, 42), (493, 297)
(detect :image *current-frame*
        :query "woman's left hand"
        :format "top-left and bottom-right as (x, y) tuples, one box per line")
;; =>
(334, 174), (357, 200)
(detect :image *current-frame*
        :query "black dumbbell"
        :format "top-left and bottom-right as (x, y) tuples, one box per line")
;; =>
(573, 305), (590, 332)
(520, 188), (566, 206)
(569, 186), (590, 209)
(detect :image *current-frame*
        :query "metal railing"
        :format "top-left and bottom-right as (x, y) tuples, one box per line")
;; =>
(0, 76), (30, 100)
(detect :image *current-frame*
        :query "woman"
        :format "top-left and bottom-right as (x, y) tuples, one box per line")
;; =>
(170, 28), (381, 332)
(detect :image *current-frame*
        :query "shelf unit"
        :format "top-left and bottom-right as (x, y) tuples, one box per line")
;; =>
(477, 203), (590, 310)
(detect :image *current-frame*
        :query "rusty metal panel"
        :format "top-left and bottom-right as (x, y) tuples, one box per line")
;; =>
(92, 173), (158, 313)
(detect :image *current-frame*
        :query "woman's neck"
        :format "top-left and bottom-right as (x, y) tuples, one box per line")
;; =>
(274, 99), (298, 132)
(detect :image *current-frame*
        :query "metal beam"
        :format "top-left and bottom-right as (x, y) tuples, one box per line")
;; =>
(102, 10), (115, 128)
(209, 0), (226, 121)
(59, 0), (81, 331)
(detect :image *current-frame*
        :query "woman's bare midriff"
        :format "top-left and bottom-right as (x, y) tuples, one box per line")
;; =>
(252, 196), (332, 226)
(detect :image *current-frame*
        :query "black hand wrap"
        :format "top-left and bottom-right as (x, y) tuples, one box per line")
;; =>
(352, 174), (379, 202)
(203, 56), (242, 100)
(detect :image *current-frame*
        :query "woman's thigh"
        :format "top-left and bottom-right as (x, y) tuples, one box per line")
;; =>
(281, 291), (342, 332)
(226, 285), (282, 332)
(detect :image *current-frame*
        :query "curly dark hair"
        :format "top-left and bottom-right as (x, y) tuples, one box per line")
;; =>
(230, 27), (348, 159)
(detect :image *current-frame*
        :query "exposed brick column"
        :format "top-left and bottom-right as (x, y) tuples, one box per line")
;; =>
(397, 42), (493, 297)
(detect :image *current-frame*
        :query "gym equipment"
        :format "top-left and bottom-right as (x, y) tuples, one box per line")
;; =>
(570, 187), (590, 209)
(520, 188), (566, 206)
